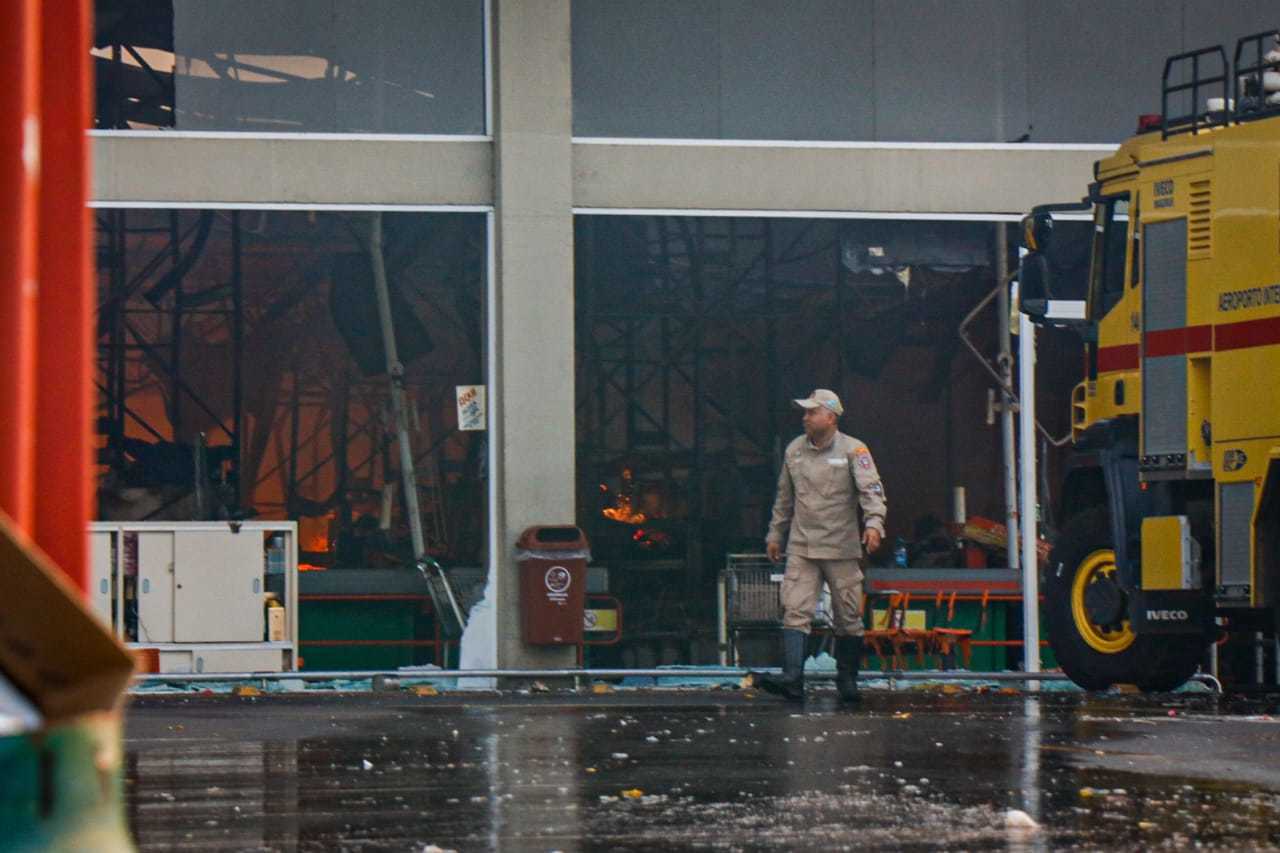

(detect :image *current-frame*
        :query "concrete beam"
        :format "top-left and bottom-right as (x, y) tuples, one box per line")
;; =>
(573, 142), (1110, 215)
(91, 134), (492, 206)
(92, 133), (1108, 218)
(488, 0), (577, 672)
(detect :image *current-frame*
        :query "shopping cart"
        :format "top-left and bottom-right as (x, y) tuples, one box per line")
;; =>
(717, 553), (831, 665)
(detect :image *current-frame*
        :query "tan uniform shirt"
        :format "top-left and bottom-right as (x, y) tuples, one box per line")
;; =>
(766, 431), (887, 560)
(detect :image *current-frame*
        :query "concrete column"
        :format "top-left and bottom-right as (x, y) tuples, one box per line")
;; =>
(490, 0), (577, 670)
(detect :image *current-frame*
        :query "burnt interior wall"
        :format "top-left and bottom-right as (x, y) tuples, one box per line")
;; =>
(94, 208), (489, 566)
(93, 0), (486, 132)
(574, 215), (1083, 632)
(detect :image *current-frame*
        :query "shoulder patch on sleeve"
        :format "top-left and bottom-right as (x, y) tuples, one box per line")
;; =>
(854, 447), (872, 470)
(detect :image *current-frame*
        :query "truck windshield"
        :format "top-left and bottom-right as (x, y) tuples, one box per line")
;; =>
(1089, 195), (1130, 320)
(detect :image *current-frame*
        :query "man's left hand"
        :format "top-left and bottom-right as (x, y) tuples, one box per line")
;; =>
(862, 528), (882, 553)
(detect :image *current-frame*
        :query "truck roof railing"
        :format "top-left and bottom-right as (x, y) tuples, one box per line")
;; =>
(1161, 45), (1229, 139)
(1232, 30), (1280, 125)
(1158, 32), (1280, 139)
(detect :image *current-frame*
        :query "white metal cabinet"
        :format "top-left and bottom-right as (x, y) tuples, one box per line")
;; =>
(191, 648), (284, 673)
(173, 529), (264, 642)
(89, 531), (114, 625)
(158, 646), (286, 674)
(136, 531), (175, 643)
(88, 521), (297, 673)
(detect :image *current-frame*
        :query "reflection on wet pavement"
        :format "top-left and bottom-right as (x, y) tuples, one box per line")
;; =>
(124, 690), (1280, 851)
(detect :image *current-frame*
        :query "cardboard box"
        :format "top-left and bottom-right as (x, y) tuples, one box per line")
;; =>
(267, 606), (286, 642)
(0, 512), (135, 850)
(0, 512), (135, 724)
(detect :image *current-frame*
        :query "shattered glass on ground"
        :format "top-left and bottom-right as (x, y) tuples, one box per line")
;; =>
(124, 689), (1280, 851)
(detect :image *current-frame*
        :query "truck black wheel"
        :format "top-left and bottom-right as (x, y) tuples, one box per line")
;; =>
(1045, 507), (1147, 690)
(1133, 636), (1204, 692)
(1046, 506), (1205, 692)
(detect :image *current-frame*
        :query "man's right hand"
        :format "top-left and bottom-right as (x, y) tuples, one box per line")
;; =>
(766, 541), (783, 563)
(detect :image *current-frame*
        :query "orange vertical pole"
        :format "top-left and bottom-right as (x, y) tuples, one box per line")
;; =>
(0, 0), (41, 533)
(34, 0), (94, 592)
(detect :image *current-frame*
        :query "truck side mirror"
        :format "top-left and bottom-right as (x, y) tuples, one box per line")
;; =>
(1018, 212), (1055, 319)
(1021, 212), (1054, 253)
(1018, 252), (1051, 319)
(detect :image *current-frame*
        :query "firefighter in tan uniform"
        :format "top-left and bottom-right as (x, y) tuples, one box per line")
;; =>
(755, 389), (886, 703)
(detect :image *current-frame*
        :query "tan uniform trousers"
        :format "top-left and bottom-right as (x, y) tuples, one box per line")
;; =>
(781, 554), (864, 637)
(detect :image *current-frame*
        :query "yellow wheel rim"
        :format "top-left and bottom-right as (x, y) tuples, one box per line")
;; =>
(1070, 549), (1136, 654)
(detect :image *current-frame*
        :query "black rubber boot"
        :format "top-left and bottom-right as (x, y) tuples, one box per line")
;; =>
(755, 629), (807, 702)
(835, 635), (863, 704)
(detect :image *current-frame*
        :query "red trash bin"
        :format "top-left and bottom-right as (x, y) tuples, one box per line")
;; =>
(517, 526), (590, 645)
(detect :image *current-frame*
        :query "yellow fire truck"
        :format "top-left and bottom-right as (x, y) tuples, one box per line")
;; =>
(1020, 34), (1280, 690)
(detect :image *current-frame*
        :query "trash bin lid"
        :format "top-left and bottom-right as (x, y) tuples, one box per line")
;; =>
(516, 525), (589, 552)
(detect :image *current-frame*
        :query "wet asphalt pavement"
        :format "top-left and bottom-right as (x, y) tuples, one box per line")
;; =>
(123, 687), (1280, 851)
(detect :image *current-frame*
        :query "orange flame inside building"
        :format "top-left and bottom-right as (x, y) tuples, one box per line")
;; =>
(601, 468), (648, 525)
(602, 494), (647, 525)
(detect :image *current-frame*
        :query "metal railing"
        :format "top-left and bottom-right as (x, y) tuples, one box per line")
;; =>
(1161, 45), (1230, 138)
